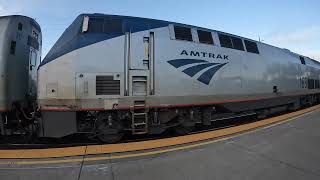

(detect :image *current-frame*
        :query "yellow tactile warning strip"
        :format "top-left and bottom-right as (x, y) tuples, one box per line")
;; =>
(0, 104), (319, 161)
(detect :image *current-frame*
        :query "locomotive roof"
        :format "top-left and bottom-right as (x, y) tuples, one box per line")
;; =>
(41, 13), (319, 68)
(43, 13), (254, 67)
(0, 15), (32, 19)
(0, 15), (41, 32)
(41, 14), (171, 67)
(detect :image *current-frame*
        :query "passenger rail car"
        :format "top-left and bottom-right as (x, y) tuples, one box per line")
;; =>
(0, 15), (41, 136)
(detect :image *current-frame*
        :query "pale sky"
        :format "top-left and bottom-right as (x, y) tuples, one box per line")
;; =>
(0, 0), (319, 61)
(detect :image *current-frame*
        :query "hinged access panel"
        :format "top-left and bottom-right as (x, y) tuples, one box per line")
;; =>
(124, 31), (155, 96)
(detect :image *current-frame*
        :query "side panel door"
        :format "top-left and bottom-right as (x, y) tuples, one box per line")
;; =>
(125, 30), (155, 97)
(28, 49), (37, 96)
(28, 28), (41, 97)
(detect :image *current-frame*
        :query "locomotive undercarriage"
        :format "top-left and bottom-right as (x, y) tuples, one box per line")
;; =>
(75, 93), (320, 143)
(1, 94), (320, 143)
(74, 106), (265, 143)
(76, 107), (212, 143)
(0, 103), (39, 137)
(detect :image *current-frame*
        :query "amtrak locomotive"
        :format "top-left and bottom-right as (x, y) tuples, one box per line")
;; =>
(1, 14), (320, 143)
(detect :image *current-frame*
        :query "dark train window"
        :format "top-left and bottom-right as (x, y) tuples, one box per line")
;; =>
(315, 80), (320, 89)
(28, 36), (39, 50)
(32, 31), (39, 40)
(308, 79), (315, 89)
(219, 34), (233, 48)
(244, 40), (259, 54)
(18, 23), (23, 31)
(10, 41), (16, 55)
(300, 56), (306, 65)
(88, 18), (104, 32)
(231, 37), (244, 51)
(104, 19), (123, 33)
(219, 33), (244, 51)
(174, 26), (193, 41)
(197, 30), (213, 44)
(88, 18), (123, 33)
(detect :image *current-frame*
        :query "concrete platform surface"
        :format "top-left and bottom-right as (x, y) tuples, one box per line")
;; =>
(1, 109), (320, 180)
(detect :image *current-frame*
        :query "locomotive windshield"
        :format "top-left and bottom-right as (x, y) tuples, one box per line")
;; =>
(86, 17), (123, 34)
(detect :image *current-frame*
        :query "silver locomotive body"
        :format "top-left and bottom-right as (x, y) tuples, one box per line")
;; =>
(0, 15), (42, 135)
(37, 14), (320, 141)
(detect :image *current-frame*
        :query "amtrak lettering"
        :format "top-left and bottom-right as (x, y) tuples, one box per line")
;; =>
(180, 50), (229, 60)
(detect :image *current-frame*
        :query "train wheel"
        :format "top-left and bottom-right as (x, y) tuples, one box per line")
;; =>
(173, 125), (194, 135)
(95, 112), (124, 143)
(172, 112), (195, 135)
(96, 122), (124, 143)
(97, 133), (124, 144)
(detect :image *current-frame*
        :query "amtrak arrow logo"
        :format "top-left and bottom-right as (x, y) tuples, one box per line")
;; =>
(168, 59), (228, 85)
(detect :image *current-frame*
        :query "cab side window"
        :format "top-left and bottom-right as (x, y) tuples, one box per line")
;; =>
(88, 18), (104, 32)
(244, 40), (259, 54)
(18, 23), (23, 31)
(218, 34), (232, 48)
(197, 30), (214, 45)
(174, 26), (193, 41)
(299, 56), (306, 65)
(10, 41), (16, 55)
(218, 33), (244, 51)
(88, 18), (123, 33)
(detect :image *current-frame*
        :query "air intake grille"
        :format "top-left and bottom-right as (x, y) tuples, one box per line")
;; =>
(96, 76), (120, 95)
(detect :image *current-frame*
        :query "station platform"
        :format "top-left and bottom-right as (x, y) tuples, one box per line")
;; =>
(0, 105), (320, 180)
